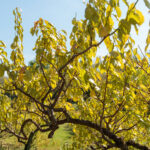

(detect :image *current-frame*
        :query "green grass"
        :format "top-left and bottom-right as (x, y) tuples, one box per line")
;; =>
(0, 125), (73, 150)
(35, 125), (72, 150)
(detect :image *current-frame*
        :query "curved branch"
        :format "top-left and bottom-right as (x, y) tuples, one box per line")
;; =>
(57, 117), (150, 150)
(58, 28), (118, 73)
(127, 140), (150, 150)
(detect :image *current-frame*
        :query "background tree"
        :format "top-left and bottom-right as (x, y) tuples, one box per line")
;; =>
(0, 0), (150, 149)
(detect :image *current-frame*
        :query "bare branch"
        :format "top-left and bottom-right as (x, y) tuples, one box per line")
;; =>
(115, 122), (138, 134)
(127, 140), (150, 150)
(39, 60), (51, 88)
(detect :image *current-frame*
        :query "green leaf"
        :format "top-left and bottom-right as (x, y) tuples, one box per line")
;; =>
(85, 4), (98, 22)
(30, 27), (35, 36)
(144, 0), (150, 9)
(99, 25), (110, 37)
(10, 50), (16, 61)
(118, 19), (131, 41)
(110, 0), (119, 7)
(14, 36), (19, 43)
(0, 64), (5, 77)
(24, 70), (32, 81)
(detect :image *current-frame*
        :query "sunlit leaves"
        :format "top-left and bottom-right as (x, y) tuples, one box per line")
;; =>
(10, 8), (24, 65)
(115, 6), (122, 18)
(1, 1), (150, 149)
(0, 41), (8, 64)
(118, 19), (131, 42)
(117, 3), (144, 44)
(104, 37), (114, 52)
(127, 8), (144, 25)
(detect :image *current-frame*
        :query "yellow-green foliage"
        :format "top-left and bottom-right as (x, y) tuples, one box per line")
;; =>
(0, 0), (150, 149)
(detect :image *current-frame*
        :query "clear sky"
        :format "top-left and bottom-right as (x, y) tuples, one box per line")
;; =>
(0, 0), (149, 64)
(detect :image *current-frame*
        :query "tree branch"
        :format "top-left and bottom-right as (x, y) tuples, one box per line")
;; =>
(58, 28), (118, 73)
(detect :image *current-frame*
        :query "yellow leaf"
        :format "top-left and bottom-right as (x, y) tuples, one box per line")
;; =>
(146, 35), (150, 44)
(122, 34), (129, 44)
(146, 53), (150, 58)
(96, 72), (101, 80)
(136, 54), (141, 61)
(135, 10), (144, 25)
(108, 17), (114, 28)
(99, 25), (110, 37)
(140, 84), (147, 91)
(89, 108), (93, 115)
(115, 6), (122, 18)
(20, 114), (24, 119)
(128, 8), (144, 25)
(90, 90), (95, 97)
(104, 37), (113, 52)
(106, 5), (111, 16)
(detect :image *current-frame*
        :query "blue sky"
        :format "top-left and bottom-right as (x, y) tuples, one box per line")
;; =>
(0, 0), (149, 64)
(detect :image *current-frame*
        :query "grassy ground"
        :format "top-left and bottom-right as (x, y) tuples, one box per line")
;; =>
(0, 125), (72, 150)
(34, 125), (72, 150)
